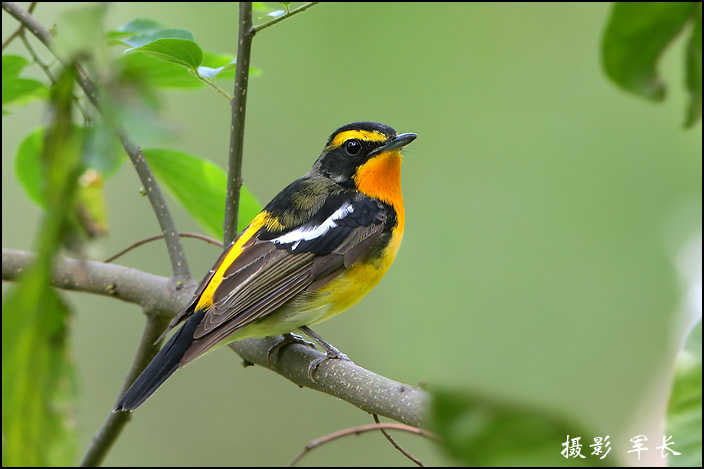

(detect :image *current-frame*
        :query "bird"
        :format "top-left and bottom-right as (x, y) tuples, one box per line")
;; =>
(114, 121), (416, 412)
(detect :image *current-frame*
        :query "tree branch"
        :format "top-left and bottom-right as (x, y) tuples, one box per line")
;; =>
(80, 314), (170, 466)
(373, 413), (424, 466)
(223, 2), (254, 246)
(251, 2), (318, 35)
(2, 248), (430, 429)
(103, 232), (222, 264)
(2, 1), (191, 281)
(1, 1), (35, 50)
(289, 422), (437, 466)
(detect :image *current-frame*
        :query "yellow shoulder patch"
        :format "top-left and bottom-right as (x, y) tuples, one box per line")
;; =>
(195, 212), (269, 310)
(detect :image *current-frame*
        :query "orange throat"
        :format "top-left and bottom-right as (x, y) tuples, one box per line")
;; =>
(354, 151), (405, 236)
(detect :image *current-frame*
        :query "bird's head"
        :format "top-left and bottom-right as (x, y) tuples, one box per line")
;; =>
(310, 122), (417, 197)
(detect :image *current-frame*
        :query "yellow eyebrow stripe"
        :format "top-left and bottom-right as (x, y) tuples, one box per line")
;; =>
(195, 212), (269, 311)
(331, 129), (387, 148)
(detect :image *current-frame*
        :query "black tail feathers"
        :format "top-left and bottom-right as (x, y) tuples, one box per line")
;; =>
(113, 309), (205, 412)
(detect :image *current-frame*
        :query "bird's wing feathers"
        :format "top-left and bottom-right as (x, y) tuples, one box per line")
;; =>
(179, 189), (391, 362)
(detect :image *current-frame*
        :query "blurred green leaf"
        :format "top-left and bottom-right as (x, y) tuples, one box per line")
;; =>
(2, 65), (82, 467)
(601, 2), (698, 102)
(76, 170), (109, 238)
(15, 128), (46, 206)
(127, 38), (203, 70)
(115, 17), (163, 34)
(15, 126), (123, 208)
(142, 148), (261, 238)
(666, 321), (702, 467)
(54, 4), (108, 60)
(684, 4), (702, 127)
(2, 55), (48, 111)
(432, 388), (608, 466)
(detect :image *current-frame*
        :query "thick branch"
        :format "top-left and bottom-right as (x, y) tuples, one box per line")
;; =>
(223, 2), (254, 246)
(2, 248), (430, 428)
(2, 2), (191, 281)
(80, 314), (169, 466)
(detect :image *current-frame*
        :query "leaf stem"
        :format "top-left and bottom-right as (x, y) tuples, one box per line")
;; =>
(251, 2), (318, 35)
(195, 72), (233, 101)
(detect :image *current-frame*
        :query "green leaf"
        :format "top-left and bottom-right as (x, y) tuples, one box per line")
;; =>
(117, 52), (203, 88)
(142, 149), (261, 238)
(127, 38), (203, 70)
(2, 55), (48, 110)
(684, 4), (702, 128)
(15, 128), (46, 206)
(602, 3), (697, 102)
(122, 28), (195, 48)
(665, 321), (702, 466)
(432, 388), (608, 466)
(2, 65), (82, 467)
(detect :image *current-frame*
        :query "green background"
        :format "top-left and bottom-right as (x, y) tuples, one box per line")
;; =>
(2, 2), (701, 466)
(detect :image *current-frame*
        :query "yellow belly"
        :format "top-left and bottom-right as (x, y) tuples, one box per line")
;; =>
(309, 228), (403, 324)
(222, 228), (403, 343)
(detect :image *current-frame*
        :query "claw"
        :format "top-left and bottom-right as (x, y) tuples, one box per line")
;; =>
(306, 350), (352, 381)
(266, 333), (316, 367)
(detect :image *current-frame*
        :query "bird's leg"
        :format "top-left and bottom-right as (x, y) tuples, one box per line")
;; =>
(298, 326), (352, 381)
(266, 332), (316, 367)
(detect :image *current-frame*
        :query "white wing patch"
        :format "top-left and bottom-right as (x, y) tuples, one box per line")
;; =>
(273, 202), (355, 250)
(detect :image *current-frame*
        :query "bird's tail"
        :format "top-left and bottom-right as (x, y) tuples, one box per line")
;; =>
(113, 309), (206, 412)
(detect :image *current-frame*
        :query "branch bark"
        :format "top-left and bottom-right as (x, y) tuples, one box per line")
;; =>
(79, 314), (170, 466)
(223, 2), (254, 246)
(2, 248), (430, 428)
(2, 1), (191, 281)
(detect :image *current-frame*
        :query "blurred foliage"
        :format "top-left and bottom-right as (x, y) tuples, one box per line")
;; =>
(143, 148), (261, 237)
(2, 54), (48, 113)
(432, 388), (609, 466)
(1, 2), (701, 466)
(14, 126), (119, 238)
(666, 321), (702, 466)
(2, 66), (82, 466)
(602, 2), (702, 127)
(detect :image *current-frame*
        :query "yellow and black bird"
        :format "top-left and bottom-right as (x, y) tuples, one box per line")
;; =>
(115, 121), (416, 411)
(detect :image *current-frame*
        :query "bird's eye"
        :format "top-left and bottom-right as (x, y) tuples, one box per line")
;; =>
(344, 139), (362, 156)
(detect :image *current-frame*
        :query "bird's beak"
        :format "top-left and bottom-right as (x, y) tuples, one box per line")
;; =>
(371, 133), (417, 155)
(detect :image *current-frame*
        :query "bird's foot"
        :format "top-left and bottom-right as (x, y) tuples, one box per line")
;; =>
(266, 333), (316, 367)
(306, 349), (352, 381)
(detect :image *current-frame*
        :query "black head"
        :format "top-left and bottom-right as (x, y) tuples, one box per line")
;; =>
(309, 121), (416, 187)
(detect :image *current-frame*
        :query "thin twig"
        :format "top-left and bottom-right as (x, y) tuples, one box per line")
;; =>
(79, 314), (170, 466)
(2, 2), (191, 281)
(1, 1), (35, 50)
(104, 232), (222, 264)
(289, 423), (438, 466)
(19, 30), (91, 122)
(373, 413), (424, 466)
(196, 73), (233, 101)
(3, 248), (431, 430)
(251, 2), (318, 35)
(223, 2), (254, 246)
